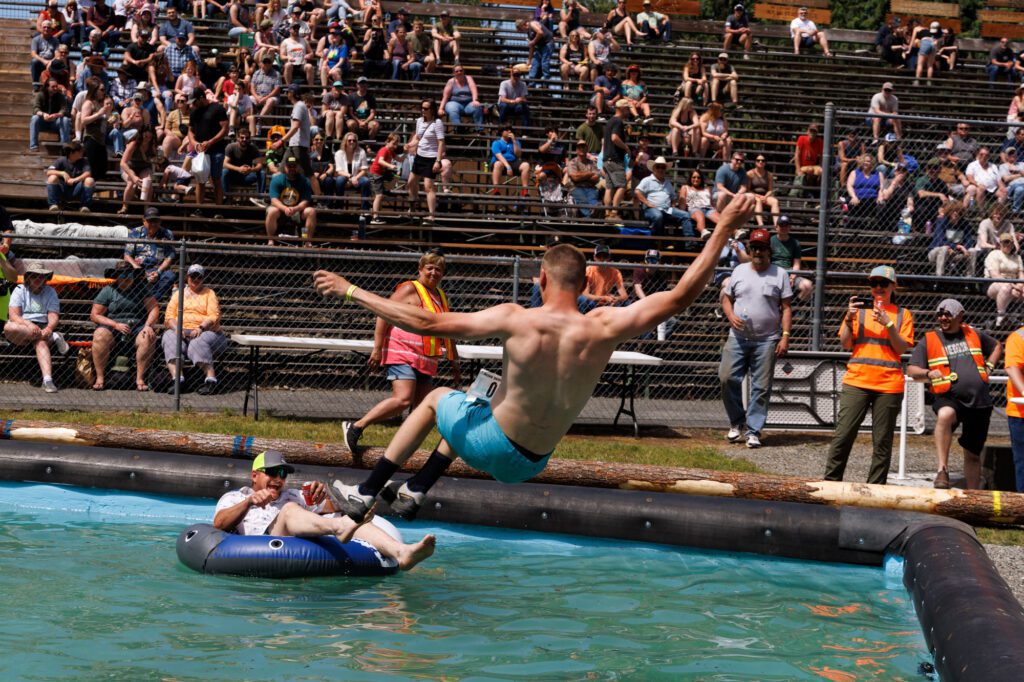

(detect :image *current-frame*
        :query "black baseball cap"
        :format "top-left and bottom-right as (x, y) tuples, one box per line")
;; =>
(144, 207), (161, 220)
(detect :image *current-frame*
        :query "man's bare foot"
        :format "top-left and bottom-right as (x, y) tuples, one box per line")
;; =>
(331, 509), (373, 543)
(396, 534), (436, 571)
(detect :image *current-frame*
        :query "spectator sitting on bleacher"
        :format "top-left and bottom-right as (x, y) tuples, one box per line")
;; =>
(846, 153), (884, 223)
(988, 37), (1016, 86)
(385, 6), (411, 37)
(636, 0), (670, 44)
(634, 156), (692, 237)
(156, 151), (193, 200)
(266, 153), (317, 244)
(29, 78), (72, 153)
(678, 169), (717, 238)
(215, 65), (254, 137)
(223, 128), (265, 195)
(587, 29), (619, 82)
(723, 4), (752, 57)
(59, 1), (85, 49)
(439, 65), (483, 132)
(915, 158), (950, 227)
(985, 234), (1024, 328)
(347, 76), (380, 139)
(789, 6), (831, 57)
(575, 106), (603, 155)
(699, 102), (731, 161)
(678, 51), (708, 104)
(710, 52), (739, 107)
(188, 87), (230, 208)
(408, 20), (436, 77)
(158, 7), (194, 52)
(630, 135), (651, 185)
(250, 54), (282, 127)
(160, 91), (190, 158)
(124, 206), (176, 298)
(620, 65), (652, 125)
(162, 263), (228, 396)
(328, 131), (370, 205)
(90, 261), (159, 391)
(938, 27), (958, 71)
(41, 55), (73, 99)
(559, 0), (589, 41)
(875, 16), (901, 67)
(4, 262), (68, 394)
(944, 122), (978, 169)
(46, 141), (94, 212)
(173, 57), (201, 105)
(263, 125), (286, 173)
(667, 97), (699, 157)
(318, 24), (350, 87)
(125, 19), (158, 86)
(0, 237), (22, 339)
(977, 203), (1017, 259)
(431, 9), (460, 68)
(30, 21), (60, 89)
(633, 249), (677, 340)
(714, 151), (747, 209)
(876, 133), (910, 178)
(868, 82), (901, 144)
(285, 5), (312, 40)
(226, 0), (253, 39)
(117, 124), (156, 214)
(254, 19), (281, 64)
(560, 31), (590, 91)
(747, 153), (779, 227)
(320, 80), (348, 142)
(39, 1), (66, 43)
(497, 66), (530, 129)
(591, 62), (621, 117)
(566, 139), (599, 217)
(361, 14), (389, 80)
(1001, 147), (1024, 212)
(581, 243), (628, 310)
(368, 132), (400, 224)
(280, 22), (314, 86)
(602, 99), (631, 220)
(603, 0), (639, 49)
(771, 216), (812, 302)
(489, 126), (530, 198)
(123, 84), (155, 136)
(964, 147), (1007, 209)
(836, 130), (864, 186)
(84, 30), (111, 62)
(928, 201), (974, 276)
(793, 122), (823, 192)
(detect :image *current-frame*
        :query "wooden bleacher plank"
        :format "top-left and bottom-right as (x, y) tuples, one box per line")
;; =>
(757, 0), (829, 7)
(981, 23), (1024, 40)
(885, 13), (961, 33)
(978, 9), (1024, 23)
(625, 0), (701, 15)
(988, 0), (1024, 7)
(754, 4), (830, 25)
(890, 0), (961, 19)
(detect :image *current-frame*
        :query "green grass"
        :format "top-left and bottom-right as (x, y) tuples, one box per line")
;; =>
(5, 410), (760, 472)
(975, 527), (1024, 546)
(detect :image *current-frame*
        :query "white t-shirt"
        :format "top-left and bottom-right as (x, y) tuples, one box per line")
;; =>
(790, 17), (817, 38)
(966, 161), (1003, 193)
(214, 487), (321, 535)
(415, 117), (445, 159)
(869, 92), (898, 114)
(985, 248), (1024, 279)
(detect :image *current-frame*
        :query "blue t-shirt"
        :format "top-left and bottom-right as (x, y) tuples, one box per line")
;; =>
(9, 283), (60, 324)
(715, 164), (748, 194)
(594, 75), (620, 96)
(269, 171), (313, 206)
(490, 138), (518, 166)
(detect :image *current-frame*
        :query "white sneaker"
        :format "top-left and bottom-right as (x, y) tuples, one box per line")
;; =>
(726, 426), (742, 443)
(42, 379), (58, 393)
(50, 331), (69, 355)
(746, 434), (761, 449)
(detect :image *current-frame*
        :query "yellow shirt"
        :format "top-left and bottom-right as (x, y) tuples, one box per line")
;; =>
(164, 286), (221, 332)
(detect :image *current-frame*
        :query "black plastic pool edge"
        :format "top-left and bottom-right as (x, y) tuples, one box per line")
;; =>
(2, 440), (1024, 681)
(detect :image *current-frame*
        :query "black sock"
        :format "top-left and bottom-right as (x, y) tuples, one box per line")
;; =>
(358, 458), (399, 498)
(404, 450), (453, 494)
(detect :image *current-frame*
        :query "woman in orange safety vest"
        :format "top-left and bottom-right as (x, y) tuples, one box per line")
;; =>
(342, 249), (461, 454)
(824, 265), (914, 485)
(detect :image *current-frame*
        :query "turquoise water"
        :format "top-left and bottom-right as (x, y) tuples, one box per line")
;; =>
(0, 482), (931, 681)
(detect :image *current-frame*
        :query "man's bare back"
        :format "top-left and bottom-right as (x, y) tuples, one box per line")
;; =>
(313, 195), (756, 521)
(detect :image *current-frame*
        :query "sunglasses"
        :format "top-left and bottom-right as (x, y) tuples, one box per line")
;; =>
(259, 466), (289, 479)
(749, 244), (769, 251)
(755, 158), (766, 163)
(936, 311), (954, 318)
(868, 279), (891, 288)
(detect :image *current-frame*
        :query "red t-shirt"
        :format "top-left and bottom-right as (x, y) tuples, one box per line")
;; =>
(370, 146), (395, 176)
(796, 135), (824, 168)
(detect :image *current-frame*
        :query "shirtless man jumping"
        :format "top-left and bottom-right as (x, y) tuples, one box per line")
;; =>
(313, 195), (757, 522)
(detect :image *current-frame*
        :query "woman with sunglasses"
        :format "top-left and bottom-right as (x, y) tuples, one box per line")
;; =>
(602, 0), (639, 48)
(162, 264), (228, 396)
(678, 51), (708, 105)
(747, 154), (780, 227)
(698, 102), (731, 161)
(824, 266), (914, 485)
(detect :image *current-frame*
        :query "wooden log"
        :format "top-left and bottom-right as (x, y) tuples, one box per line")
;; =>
(3, 418), (1024, 525)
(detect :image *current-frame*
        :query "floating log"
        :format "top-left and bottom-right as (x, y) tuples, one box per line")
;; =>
(3, 417), (1023, 526)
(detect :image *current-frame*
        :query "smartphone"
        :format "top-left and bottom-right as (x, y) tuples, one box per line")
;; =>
(854, 295), (875, 309)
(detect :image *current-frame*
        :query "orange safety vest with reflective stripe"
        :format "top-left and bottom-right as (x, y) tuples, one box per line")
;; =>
(924, 326), (988, 394)
(408, 280), (454, 359)
(844, 305), (907, 393)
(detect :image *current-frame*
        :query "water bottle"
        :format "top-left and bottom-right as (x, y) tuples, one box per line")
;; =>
(925, 219), (934, 236)
(357, 214), (367, 240)
(898, 208), (912, 234)
(739, 310), (751, 336)
(483, 160), (489, 175)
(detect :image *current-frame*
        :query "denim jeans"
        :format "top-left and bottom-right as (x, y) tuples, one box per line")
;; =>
(29, 115), (71, 149)
(988, 64), (1015, 84)
(1009, 179), (1024, 212)
(392, 58), (422, 81)
(1008, 416), (1024, 492)
(497, 102), (529, 127)
(718, 333), (778, 436)
(145, 267), (178, 301)
(330, 174), (371, 209)
(444, 100), (484, 129)
(108, 128), (125, 156)
(46, 178), (93, 209)
(222, 169), (265, 194)
(570, 186), (599, 217)
(528, 42), (554, 81)
(643, 206), (693, 237)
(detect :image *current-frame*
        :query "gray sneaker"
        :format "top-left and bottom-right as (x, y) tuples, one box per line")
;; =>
(326, 480), (376, 522)
(379, 480), (425, 521)
(42, 379), (58, 393)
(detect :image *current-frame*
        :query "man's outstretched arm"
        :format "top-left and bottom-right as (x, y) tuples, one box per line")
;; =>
(599, 194), (756, 343)
(314, 271), (519, 341)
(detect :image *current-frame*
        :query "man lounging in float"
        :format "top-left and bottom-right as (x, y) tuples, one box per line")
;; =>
(213, 450), (435, 570)
(313, 195), (757, 521)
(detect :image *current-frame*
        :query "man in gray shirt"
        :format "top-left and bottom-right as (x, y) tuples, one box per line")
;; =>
(719, 228), (792, 448)
(274, 84), (317, 192)
(496, 68), (529, 128)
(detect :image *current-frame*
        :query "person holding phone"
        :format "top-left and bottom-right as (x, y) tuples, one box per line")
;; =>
(824, 266), (914, 485)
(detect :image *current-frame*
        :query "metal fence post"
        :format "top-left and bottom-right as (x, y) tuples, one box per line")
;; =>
(811, 102), (835, 351)
(173, 239), (186, 411)
(512, 256), (520, 304)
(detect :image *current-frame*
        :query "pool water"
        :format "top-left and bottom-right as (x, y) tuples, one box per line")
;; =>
(0, 482), (932, 680)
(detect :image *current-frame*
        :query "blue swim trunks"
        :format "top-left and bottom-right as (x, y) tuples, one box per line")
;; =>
(435, 390), (552, 484)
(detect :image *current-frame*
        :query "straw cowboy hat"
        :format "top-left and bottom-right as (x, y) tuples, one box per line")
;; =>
(646, 156), (671, 171)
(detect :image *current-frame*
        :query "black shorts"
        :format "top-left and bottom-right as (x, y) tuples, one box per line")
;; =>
(932, 395), (992, 455)
(289, 145), (313, 177)
(412, 154), (438, 180)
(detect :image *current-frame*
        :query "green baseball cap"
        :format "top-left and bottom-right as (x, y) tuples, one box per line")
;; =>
(252, 450), (295, 473)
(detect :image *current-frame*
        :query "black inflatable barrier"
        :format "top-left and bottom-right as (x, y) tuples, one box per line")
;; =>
(3, 439), (1024, 679)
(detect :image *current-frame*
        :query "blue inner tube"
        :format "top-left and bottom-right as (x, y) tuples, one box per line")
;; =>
(177, 521), (401, 579)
